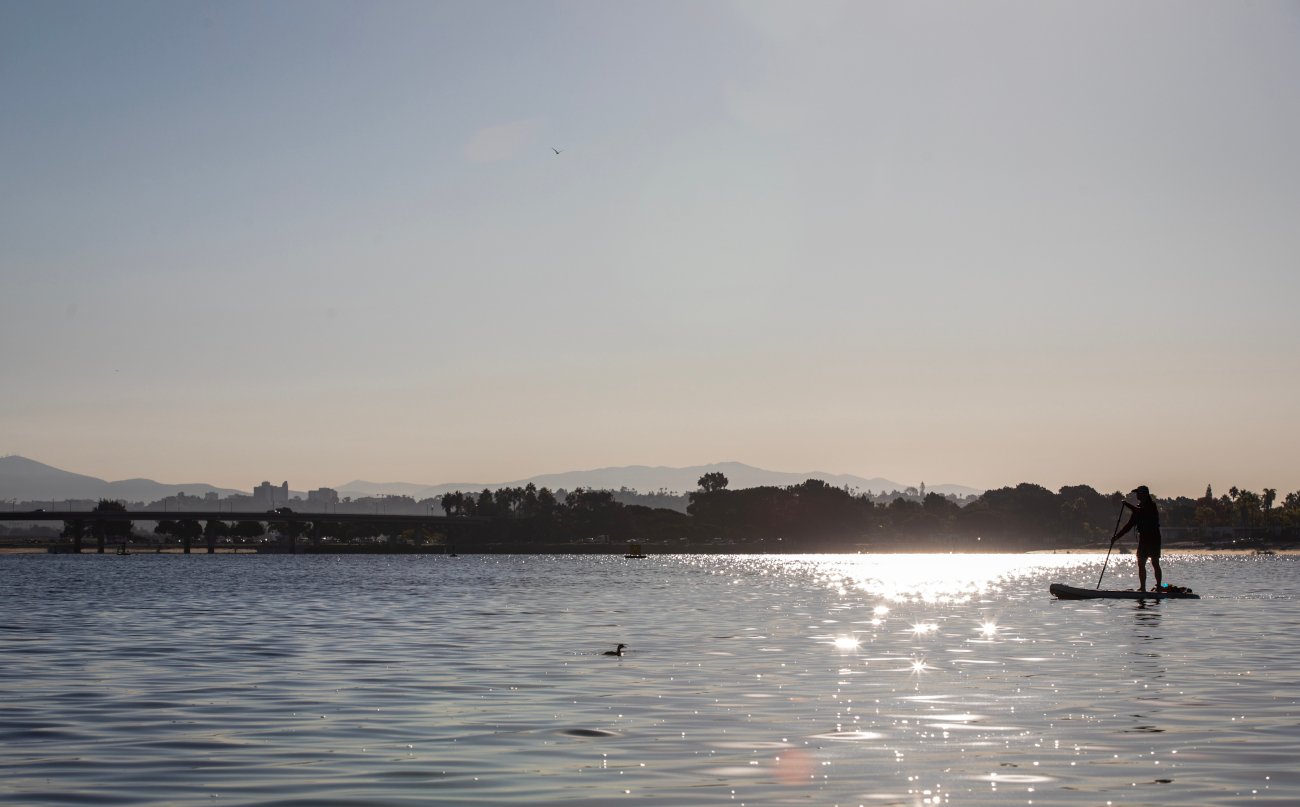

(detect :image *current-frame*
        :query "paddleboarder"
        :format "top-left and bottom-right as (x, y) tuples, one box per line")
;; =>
(1114, 485), (1162, 591)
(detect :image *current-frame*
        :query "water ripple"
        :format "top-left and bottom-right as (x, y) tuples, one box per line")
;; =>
(1, 553), (1297, 805)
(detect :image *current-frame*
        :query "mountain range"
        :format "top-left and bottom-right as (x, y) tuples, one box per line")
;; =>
(0, 455), (245, 503)
(337, 462), (981, 500)
(0, 455), (981, 504)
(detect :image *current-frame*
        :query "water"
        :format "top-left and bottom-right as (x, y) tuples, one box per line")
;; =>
(1, 552), (1297, 806)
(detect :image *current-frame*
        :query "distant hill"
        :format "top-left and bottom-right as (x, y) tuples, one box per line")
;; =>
(0, 455), (244, 503)
(0, 455), (982, 505)
(337, 461), (982, 500)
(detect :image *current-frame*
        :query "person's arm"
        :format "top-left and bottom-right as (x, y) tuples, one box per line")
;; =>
(1114, 505), (1137, 540)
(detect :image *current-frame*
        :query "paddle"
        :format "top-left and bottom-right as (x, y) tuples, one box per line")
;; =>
(1096, 497), (1128, 589)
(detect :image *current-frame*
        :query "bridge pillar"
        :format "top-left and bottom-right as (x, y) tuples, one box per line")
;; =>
(183, 533), (191, 554)
(95, 520), (105, 554)
(311, 522), (321, 550)
(72, 519), (83, 553)
(207, 521), (216, 554)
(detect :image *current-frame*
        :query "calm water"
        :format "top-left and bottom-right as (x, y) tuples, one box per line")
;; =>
(1, 552), (1297, 806)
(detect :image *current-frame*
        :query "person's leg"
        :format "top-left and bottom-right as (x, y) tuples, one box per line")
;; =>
(1137, 553), (1148, 590)
(1150, 557), (1162, 590)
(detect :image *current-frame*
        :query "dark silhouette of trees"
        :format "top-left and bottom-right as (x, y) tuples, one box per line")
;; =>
(232, 520), (266, 544)
(153, 518), (202, 550)
(204, 519), (229, 543)
(698, 472), (729, 493)
(266, 511), (306, 546)
(244, 478), (1300, 554)
(441, 491), (477, 516)
(562, 488), (619, 539)
(63, 499), (133, 543)
(95, 499), (133, 541)
(176, 519), (203, 544)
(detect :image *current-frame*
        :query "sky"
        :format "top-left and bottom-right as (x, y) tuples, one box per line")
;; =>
(2, 1), (1298, 498)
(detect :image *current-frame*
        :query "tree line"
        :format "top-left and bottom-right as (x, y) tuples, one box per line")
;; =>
(433, 475), (1300, 551)
(59, 477), (1300, 552)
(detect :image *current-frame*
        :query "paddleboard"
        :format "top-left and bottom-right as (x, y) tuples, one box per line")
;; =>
(1050, 583), (1200, 600)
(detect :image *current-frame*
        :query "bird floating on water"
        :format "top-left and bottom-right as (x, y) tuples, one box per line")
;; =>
(602, 643), (626, 656)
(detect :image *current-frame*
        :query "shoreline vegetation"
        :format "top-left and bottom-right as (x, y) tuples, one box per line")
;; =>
(2, 546), (1297, 556)
(3, 477), (1297, 555)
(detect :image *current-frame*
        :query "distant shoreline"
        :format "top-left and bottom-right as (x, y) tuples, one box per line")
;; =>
(1026, 547), (1297, 556)
(0, 546), (258, 555)
(3, 546), (1294, 556)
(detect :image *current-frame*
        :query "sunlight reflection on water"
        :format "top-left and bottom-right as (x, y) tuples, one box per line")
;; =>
(805, 552), (1097, 603)
(1, 552), (1297, 806)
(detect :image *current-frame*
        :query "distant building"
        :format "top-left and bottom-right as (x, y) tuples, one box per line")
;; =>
(307, 487), (339, 507)
(253, 481), (289, 509)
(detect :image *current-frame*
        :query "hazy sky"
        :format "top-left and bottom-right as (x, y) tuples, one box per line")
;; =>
(3, 1), (1298, 497)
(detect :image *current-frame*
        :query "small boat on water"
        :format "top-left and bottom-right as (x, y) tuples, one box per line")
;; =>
(1050, 583), (1200, 600)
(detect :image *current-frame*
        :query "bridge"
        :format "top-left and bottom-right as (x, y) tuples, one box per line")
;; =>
(0, 510), (485, 554)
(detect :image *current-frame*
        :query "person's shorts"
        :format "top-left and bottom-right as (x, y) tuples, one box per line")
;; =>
(1137, 537), (1161, 560)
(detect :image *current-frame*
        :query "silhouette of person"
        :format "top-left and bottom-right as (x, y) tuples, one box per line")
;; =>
(1114, 485), (1162, 591)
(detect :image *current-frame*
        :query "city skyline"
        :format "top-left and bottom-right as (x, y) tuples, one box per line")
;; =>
(3, 2), (1298, 499)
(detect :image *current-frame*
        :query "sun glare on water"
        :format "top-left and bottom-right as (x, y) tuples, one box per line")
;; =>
(793, 553), (1094, 603)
